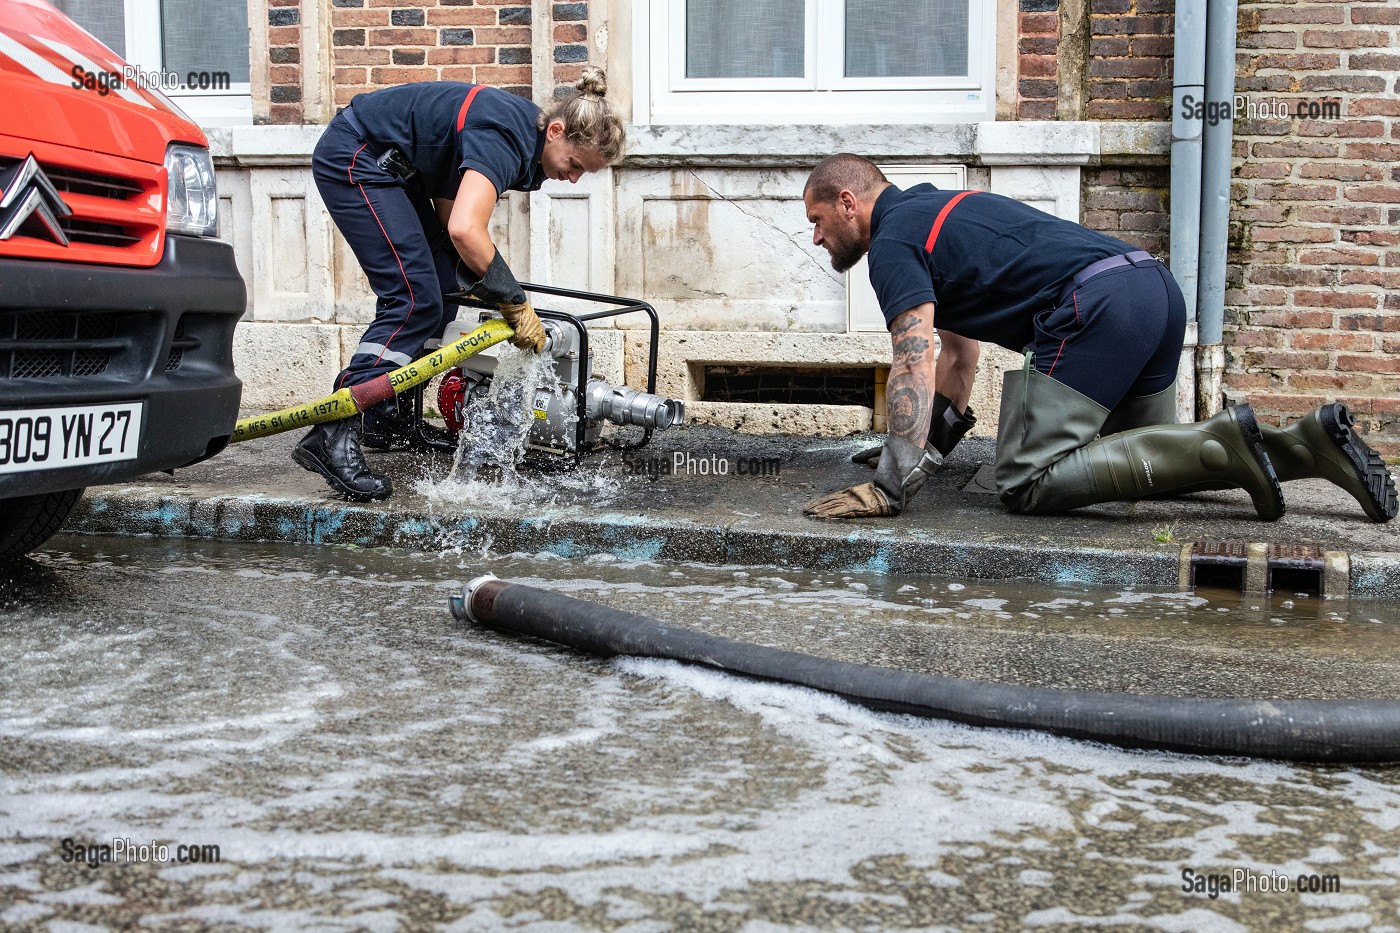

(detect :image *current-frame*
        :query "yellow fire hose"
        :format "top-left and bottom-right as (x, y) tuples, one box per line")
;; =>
(230, 319), (514, 443)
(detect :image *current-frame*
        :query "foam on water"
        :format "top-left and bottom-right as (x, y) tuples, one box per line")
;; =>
(6, 541), (1400, 929)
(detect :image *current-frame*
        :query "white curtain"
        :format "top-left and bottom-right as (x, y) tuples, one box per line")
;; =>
(686, 0), (806, 79)
(160, 0), (250, 83)
(845, 0), (968, 77)
(52, 0), (127, 57)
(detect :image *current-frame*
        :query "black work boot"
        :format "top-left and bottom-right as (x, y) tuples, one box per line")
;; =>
(362, 395), (458, 452)
(292, 417), (393, 501)
(1260, 403), (1397, 523)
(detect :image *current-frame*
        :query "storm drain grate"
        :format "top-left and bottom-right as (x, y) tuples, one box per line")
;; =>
(1189, 539), (1248, 592)
(1184, 539), (1338, 597)
(701, 366), (877, 407)
(1268, 543), (1324, 597)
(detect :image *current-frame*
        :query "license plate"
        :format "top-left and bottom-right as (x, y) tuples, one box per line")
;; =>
(0, 402), (143, 475)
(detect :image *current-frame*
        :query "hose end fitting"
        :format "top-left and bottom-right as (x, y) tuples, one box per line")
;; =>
(451, 573), (499, 623)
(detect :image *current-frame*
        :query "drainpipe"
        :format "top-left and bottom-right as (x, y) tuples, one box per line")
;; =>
(1170, 0), (1207, 422)
(1195, 0), (1240, 418)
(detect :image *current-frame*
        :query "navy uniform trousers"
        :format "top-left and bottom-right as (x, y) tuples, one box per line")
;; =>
(311, 112), (459, 391)
(1030, 254), (1187, 411)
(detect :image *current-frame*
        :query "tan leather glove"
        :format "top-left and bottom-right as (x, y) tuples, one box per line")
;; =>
(805, 435), (941, 520)
(498, 298), (547, 353)
(803, 482), (894, 519)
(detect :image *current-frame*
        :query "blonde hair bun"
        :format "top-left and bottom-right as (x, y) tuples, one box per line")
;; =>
(539, 65), (625, 164)
(576, 66), (608, 98)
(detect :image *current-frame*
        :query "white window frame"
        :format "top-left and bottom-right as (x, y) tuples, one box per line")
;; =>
(123, 0), (252, 126)
(636, 0), (996, 125)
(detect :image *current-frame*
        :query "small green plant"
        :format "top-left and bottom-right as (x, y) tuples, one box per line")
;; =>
(1151, 522), (1177, 544)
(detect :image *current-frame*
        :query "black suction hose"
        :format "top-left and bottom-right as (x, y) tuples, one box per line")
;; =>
(452, 576), (1400, 764)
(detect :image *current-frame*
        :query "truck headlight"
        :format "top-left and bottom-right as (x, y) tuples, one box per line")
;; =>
(164, 144), (218, 237)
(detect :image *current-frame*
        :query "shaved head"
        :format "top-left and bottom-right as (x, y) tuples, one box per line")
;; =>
(804, 153), (889, 204)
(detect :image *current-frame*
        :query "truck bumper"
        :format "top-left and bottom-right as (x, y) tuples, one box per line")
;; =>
(0, 235), (246, 499)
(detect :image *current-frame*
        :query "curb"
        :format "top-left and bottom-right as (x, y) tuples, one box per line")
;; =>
(68, 488), (1400, 599)
(66, 488), (1224, 593)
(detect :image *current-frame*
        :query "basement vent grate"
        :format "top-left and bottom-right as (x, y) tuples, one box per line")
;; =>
(701, 366), (877, 407)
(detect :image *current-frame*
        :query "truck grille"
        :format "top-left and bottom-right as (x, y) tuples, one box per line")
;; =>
(0, 153), (161, 263)
(44, 165), (146, 201)
(57, 219), (143, 249)
(0, 310), (125, 379)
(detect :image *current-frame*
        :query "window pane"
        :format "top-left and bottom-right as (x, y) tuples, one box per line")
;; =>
(686, 0), (805, 79)
(845, 0), (968, 78)
(161, 0), (250, 85)
(53, 0), (126, 57)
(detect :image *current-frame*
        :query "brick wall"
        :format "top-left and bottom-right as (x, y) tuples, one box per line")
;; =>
(331, 0), (534, 108)
(257, 1), (595, 122)
(1017, 0), (1059, 120)
(267, 0), (304, 123)
(1086, 0), (1172, 120)
(1226, 0), (1400, 457)
(1081, 168), (1171, 258)
(550, 2), (590, 97)
(1018, 0), (1173, 121)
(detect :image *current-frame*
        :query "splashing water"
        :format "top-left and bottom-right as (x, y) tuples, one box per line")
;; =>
(452, 346), (558, 482)
(417, 346), (624, 512)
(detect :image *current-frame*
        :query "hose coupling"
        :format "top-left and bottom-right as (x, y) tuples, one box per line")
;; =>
(451, 573), (499, 623)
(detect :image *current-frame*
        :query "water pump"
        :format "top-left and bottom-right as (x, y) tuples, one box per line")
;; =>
(433, 285), (685, 465)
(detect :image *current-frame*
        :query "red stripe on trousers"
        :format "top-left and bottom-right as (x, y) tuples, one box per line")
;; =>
(339, 144), (418, 388)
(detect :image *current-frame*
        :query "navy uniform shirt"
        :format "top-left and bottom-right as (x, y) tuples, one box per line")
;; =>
(867, 184), (1139, 351)
(349, 82), (547, 200)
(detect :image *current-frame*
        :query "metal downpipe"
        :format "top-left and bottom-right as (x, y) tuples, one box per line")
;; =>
(1171, 0), (1207, 422)
(1195, 0), (1240, 418)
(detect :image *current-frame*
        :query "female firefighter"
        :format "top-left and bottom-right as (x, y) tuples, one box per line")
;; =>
(294, 67), (625, 500)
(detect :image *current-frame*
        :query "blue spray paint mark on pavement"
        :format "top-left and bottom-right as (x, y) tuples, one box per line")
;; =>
(612, 538), (664, 561)
(847, 547), (892, 576)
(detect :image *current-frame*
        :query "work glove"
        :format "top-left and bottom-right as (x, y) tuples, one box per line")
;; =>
(805, 435), (942, 519)
(853, 393), (976, 468)
(498, 297), (547, 353)
(458, 250), (547, 353)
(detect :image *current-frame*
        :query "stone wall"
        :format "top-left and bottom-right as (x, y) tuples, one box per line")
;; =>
(1226, 0), (1400, 456)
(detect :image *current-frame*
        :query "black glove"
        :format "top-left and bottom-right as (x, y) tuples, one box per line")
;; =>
(458, 250), (526, 306)
(853, 393), (976, 468)
(806, 435), (942, 519)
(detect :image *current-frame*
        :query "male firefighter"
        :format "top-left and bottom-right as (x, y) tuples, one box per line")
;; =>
(800, 154), (1396, 524)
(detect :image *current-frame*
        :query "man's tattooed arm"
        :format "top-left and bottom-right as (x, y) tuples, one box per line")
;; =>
(885, 303), (937, 446)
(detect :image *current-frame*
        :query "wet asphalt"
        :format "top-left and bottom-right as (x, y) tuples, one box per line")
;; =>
(2, 537), (1400, 930)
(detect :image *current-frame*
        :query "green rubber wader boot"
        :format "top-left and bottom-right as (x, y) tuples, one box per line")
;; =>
(1259, 403), (1398, 523)
(994, 365), (1109, 514)
(995, 366), (1286, 520)
(1100, 381), (1179, 436)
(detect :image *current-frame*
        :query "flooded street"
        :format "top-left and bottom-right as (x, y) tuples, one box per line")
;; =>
(2, 536), (1399, 931)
